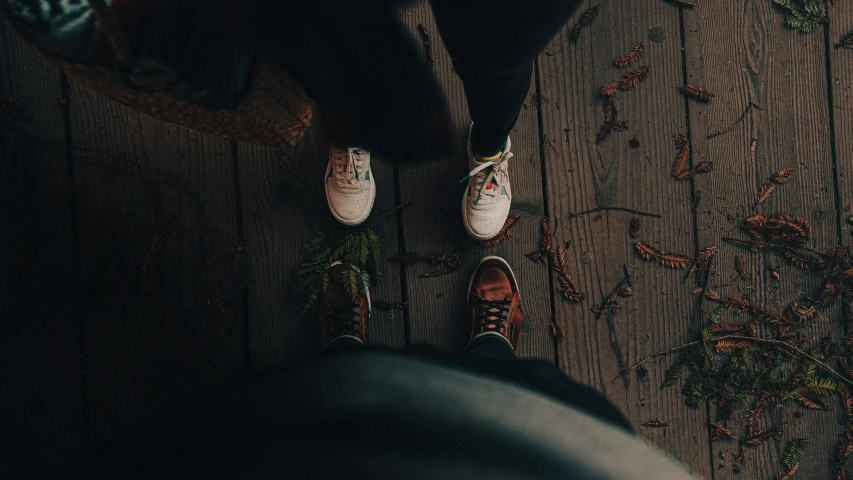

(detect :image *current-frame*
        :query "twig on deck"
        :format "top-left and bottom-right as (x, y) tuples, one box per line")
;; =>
(593, 265), (632, 319)
(369, 202), (412, 226)
(661, 0), (696, 7)
(707, 102), (762, 139)
(547, 138), (563, 159)
(569, 207), (662, 219)
(714, 272), (744, 288)
(615, 335), (853, 387)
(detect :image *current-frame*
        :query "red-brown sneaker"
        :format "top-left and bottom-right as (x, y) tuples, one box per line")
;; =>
(318, 262), (370, 350)
(467, 256), (522, 350)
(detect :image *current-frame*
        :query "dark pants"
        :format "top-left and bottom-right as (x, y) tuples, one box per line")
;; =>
(326, 335), (634, 434)
(429, 0), (582, 154)
(264, 0), (581, 157)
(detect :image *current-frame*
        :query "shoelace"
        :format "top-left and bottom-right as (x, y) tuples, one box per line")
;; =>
(323, 303), (363, 338)
(474, 298), (512, 333)
(330, 148), (368, 190)
(460, 151), (513, 206)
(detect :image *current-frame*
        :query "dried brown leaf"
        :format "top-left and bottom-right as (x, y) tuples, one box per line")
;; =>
(600, 82), (618, 96)
(745, 430), (781, 446)
(642, 419), (668, 427)
(614, 42), (644, 68)
(715, 339), (753, 353)
(775, 464), (799, 480)
(572, 5), (599, 39)
(756, 183), (775, 205)
(722, 296), (751, 309)
(676, 161), (714, 181)
(682, 84), (714, 102)
(797, 395), (830, 410)
(618, 65), (650, 91)
(634, 241), (691, 269)
(711, 323), (744, 333)
(671, 134), (689, 178)
(687, 246), (717, 279)
(834, 31), (853, 50)
(629, 217), (641, 239)
(771, 168), (794, 184)
(603, 97), (617, 124)
(709, 422), (735, 441)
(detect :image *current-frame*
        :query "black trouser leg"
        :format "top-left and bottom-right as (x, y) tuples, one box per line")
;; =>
(428, 0), (582, 154)
(457, 335), (632, 433)
(324, 337), (365, 355)
(464, 334), (516, 360)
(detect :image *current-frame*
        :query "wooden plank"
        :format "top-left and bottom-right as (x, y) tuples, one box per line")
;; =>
(66, 82), (247, 446)
(683, 1), (841, 478)
(0, 31), (84, 478)
(537, 1), (712, 476)
(831, 3), (853, 233)
(238, 112), (405, 367)
(396, 1), (554, 360)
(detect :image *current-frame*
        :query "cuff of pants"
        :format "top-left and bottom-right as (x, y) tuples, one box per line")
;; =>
(464, 334), (516, 361)
(324, 336), (365, 355)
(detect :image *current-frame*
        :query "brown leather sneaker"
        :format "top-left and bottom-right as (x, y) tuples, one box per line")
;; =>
(467, 256), (522, 350)
(318, 262), (370, 350)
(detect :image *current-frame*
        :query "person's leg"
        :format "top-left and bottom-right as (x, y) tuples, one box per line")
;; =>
(429, 0), (583, 155)
(324, 336), (366, 355)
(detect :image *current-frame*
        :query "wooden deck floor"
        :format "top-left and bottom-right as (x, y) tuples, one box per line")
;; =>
(2, 1), (853, 478)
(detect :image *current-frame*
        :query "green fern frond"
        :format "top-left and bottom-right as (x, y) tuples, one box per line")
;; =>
(775, 0), (828, 33)
(781, 386), (809, 401)
(358, 269), (370, 295)
(808, 377), (838, 396)
(803, 0), (826, 20)
(702, 306), (724, 341)
(367, 228), (383, 282)
(796, 360), (817, 383)
(662, 360), (684, 389)
(294, 225), (385, 312)
(773, 0), (800, 10)
(782, 438), (808, 467)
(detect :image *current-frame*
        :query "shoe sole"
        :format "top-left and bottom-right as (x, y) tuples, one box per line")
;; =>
(467, 255), (519, 300)
(325, 174), (377, 227)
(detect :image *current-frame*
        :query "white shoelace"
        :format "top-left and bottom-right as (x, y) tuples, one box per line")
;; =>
(330, 147), (368, 190)
(461, 151), (513, 206)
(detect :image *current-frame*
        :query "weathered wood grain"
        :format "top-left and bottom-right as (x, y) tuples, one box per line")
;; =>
(66, 80), (247, 447)
(537, 0), (712, 476)
(831, 2), (853, 233)
(0, 30), (84, 480)
(683, 1), (842, 478)
(396, 1), (555, 360)
(237, 116), (405, 367)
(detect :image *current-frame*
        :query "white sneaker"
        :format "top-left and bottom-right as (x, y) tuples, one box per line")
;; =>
(461, 128), (513, 240)
(325, 146), (376, 226)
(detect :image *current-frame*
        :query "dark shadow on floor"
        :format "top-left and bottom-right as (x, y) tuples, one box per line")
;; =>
(243, 0), (456, 162)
